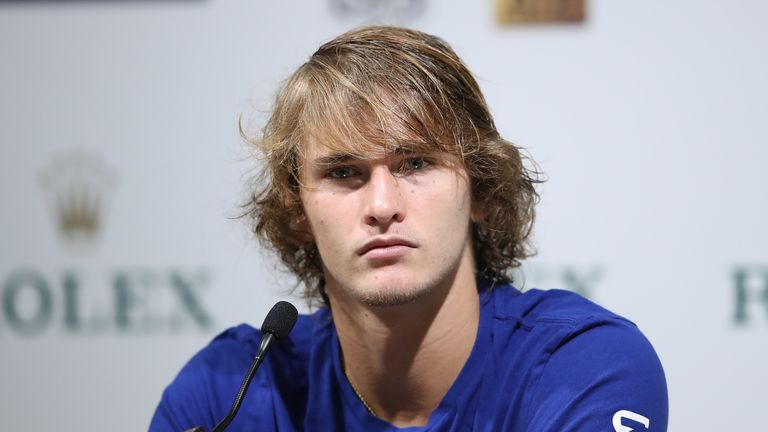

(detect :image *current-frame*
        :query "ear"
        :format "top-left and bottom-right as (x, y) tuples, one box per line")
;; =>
(470, 200), (487, 224)
(289, 212), (315, 243)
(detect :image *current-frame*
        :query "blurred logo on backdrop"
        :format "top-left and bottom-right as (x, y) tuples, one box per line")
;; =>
(732, 265), (768, 326)
(0, 149), (213, 337)
(329, 0), (426, 23)
(38, 150), (117, 252)
(514, 263), (602, 298)
(496, 0), (585, 25)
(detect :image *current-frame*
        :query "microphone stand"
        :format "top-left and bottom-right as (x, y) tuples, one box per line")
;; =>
(183, 301), (297, 432)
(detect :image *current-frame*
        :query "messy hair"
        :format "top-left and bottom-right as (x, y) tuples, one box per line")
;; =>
(242, 26), (541, 303)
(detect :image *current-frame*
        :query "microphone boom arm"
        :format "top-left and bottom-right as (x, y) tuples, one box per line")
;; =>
(211, 333), (276, 432)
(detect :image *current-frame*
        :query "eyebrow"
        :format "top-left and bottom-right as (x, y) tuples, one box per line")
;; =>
(312, 153), (359, 167)
(311, 147), (423, 166)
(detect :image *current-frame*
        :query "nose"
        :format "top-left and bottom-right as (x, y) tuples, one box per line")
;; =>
(364, 166), (405, 226)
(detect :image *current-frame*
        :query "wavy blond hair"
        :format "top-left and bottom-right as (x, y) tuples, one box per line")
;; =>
(242, 26), (541, 303)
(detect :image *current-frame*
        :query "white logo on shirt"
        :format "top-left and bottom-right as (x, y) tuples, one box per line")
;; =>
(612, 410), (650, 432)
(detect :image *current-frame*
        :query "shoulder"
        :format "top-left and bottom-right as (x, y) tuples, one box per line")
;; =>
(148, 324), (260, 431)
(488, 284), (623, 325)
(487, 286), (668, 431)
(149, 313), (322, 432)
(488, 285), (646, 352)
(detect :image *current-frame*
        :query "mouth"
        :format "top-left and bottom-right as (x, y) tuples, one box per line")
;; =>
(357, 237), (417, 258)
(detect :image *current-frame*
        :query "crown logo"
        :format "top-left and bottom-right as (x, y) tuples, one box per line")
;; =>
(329, 0), (426, 23)
(39, 150), (117, 249)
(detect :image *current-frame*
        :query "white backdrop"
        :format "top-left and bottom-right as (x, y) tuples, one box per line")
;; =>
(1, 1), (766, 430)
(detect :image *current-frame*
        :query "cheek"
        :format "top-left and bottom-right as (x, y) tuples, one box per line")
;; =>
(438, 179), (472, 214)
(303, 195), (347, 242)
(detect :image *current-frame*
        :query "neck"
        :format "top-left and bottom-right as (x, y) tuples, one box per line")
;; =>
(327, 248), (480, 427)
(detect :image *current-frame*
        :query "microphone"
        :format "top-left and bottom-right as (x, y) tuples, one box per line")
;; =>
(261, 301), (300, 340)
(186, 301), (298, 432)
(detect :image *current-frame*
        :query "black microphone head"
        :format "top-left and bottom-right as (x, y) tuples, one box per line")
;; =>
(261, 301), (298, 340)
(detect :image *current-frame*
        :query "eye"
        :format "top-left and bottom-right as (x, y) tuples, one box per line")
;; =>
(402, 157), (430, 171)
(327, 166), (355, 179)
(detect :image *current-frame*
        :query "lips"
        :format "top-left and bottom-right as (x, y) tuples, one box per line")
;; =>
(357, 237), (417, 257)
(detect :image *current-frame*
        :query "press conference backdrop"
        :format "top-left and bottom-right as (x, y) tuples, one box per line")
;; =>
(0, 1), (765, 430)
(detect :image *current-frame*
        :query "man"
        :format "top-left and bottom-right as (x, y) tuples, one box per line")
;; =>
(151, 26), (668, 431)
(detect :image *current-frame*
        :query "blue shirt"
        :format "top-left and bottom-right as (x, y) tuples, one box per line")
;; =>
(150, 284), (668, 431)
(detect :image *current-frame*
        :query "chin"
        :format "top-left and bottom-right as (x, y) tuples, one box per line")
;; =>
(358, 287), (432, 307)
(353, 274), (436, 307)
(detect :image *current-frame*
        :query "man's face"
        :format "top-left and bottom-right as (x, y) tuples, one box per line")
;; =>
(297, 140), (477, 307)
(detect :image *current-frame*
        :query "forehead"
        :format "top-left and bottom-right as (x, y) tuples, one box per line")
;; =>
(296, 105), (458, 165)
(293, 73), (460, 166)
(301, 138), (409, 163)
(298, 113), (446, 157)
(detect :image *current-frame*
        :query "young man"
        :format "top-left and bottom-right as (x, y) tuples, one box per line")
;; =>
(151, 26), (668, 431)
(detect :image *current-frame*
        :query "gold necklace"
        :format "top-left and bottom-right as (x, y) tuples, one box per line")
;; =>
(344, 370), (377, 417)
